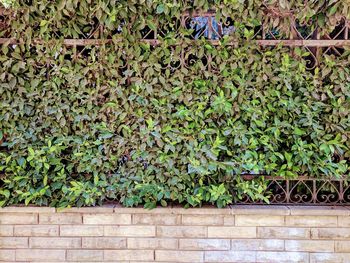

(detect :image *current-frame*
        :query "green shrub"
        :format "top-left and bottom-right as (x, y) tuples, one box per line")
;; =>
(0, 0), (349, 207)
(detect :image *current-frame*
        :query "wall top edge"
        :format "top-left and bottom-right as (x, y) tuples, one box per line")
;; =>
(1, 204), (349, 216)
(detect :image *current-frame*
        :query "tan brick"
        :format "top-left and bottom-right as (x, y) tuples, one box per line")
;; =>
(179, 239), (230, 250)
(337, 216), (350, 227)
(59, 205), (114, 213)
(223, 215), (235, 226)
(231, 205), (290, 215)
(30, 237), (81, 248)
(114, 205), (180, 214)
(0, 207), (55, 213)
(127, 237), (177, 249)
(285, 240), (334, 252)
(336, 241), (350, 252)
(258, 227), (310, 239)
(60, 225), (103, 236)
(208, 227), (256, 238)
(235, 215), (284, 226)
(286, 216), (337, 227)
(0, 249), (15, 261)
(104, 250), (154, 261)
(310, 252), (350, 263)
(14, 225), (58, 236)
(157, 226), (206, 238)
(0, 225), (13, 236)
(67, 250), (103, 261)
(84, 214), (131, 225)
(289, 206), (350, 216)
(82, 237), (126, 249)
(105, 225), (155, 237)
(0, 213), (37, 224)
(231, 239), (284, 251)
(182, 215), (224, 225)
(256, 251), (309, 262)
(115, 205), (230, 215)
(40, 213), (82, 224)
(132, 214), (181, 225)
(311, 228), (350, 239)
(156, 250), (203, 262)
(0, 237), (28, 248)
(177, 207), (231, 215)
(204, 251), (256, 262)
(15, 249), (65, 261)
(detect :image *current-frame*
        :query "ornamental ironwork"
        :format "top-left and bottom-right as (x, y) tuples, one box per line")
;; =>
(237, 176), (350, 205)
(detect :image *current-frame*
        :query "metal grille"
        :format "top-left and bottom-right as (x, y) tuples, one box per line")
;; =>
(238, 176), (350, 205)
(1, 10), (350, 70)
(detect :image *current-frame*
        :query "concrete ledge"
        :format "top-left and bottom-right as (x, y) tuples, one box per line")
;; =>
(1, 205), (350, 215)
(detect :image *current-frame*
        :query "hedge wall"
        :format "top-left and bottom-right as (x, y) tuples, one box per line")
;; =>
(0, 0), (349, 208)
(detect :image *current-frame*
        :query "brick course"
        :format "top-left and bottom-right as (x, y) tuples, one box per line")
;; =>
(0, 205), (349, 262)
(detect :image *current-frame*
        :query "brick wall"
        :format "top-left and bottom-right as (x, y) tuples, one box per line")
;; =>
(1, 205), (350, 262)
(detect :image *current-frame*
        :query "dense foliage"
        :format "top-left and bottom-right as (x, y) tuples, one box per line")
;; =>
(0, 0), (349, 208)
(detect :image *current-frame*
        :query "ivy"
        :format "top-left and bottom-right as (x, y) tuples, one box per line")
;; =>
(0, 0), (349, 208)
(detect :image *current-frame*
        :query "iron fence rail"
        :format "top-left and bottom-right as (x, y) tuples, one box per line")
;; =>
(238, 176), (350, 205)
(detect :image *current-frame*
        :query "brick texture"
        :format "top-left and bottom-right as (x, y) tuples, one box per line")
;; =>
(205, 251), (256, 262)
(30, 237), (81, 248)
(15, 249), (66, 261)
(1, 206), (350, 262)
(156, 250), (204, 262)
(82, 237), (126, 249)
(104, 250), (154, 261)
(60, 225), (103, 236)
(256, 251), (309, 262)
(258, 226), (310, 239)
(157, 226), (206, 238)
(286, 216), (337, 227)
(40, 213), (82, 224)
(208, 226), (257, 238)
(182, 214), (224, 225)
(105, 225), (155, 237)
(66, 250), (104, 261)
(285, 240), (334, 252)
(14, 225), (59, 236)
(231, 239), (284, 251)
(179, 239), (230, 250)
(83, 214), (131, 225)
(0, 237), (28, 248)
(0, 225), (13, 236)
(0, 213), (37, 224)
(132, 214), (181, 225)
(235, 215), (284, 226)
(127, 237), (178, 249)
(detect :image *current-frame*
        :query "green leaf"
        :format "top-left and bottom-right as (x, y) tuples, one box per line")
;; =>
(329, 5), (338, 16)
(156, 4), (165, 14)
(43, 175), (48, 186)
(147, 20), (157, 31)
(40, 20), (48, 27)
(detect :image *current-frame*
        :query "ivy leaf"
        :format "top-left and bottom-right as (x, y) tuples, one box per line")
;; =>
(40, 20), (48, 27)
(156, 4), (165, 14)
(294, 127), (305, 136)
(147, 20), (157, 31)
(329, 5), (338, 16)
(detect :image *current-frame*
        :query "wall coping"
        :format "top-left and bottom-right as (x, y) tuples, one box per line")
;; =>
(1, 205), (349, 215)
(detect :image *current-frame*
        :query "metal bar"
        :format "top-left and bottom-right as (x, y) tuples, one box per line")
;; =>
(2, 38), (350, 47)
(256, 39), (350, 47)
(241, 175), (347, 181)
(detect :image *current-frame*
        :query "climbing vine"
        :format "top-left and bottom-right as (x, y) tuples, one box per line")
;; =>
(0, 0), (349, 208)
